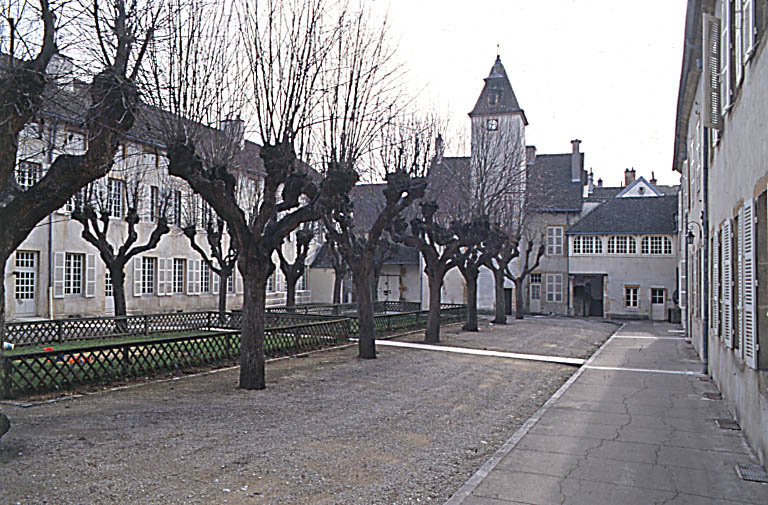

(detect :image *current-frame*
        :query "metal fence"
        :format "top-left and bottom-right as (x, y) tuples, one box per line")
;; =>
(1, 318), (350, 399)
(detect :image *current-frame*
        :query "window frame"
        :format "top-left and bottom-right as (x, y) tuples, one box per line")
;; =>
(64, 253), (84, 296)
(624, 285), (639, 308)
(546, 226), (564, 256)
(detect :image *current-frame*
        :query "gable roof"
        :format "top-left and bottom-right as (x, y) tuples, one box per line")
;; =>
(311, 241), (419, 268)
(469, 56), (528, 124)
(615, 176), (663, 198)
(567, 195), (678, 235)
(527, 153), (584, 212)
(586, 183), (679, 202)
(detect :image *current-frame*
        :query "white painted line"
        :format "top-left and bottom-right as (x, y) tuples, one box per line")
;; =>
(613, 336), (687, 340)
(443, 324), (626, 505)
(668, 329), (686, 334)
(375, 340), (585, 366)
(586, 365), (706, 376)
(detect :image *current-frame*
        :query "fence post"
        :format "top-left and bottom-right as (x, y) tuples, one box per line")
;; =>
(56, 320), (63, 342)
(0, 356), (10, 400)
(143, 315), (149, 336)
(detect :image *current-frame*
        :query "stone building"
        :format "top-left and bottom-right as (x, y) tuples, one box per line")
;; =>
(673, 0), (768, 466)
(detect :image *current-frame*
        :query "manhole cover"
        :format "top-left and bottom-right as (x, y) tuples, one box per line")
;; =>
(735, 464), (768, 483)
(703, 392), (722, 400)
(715, 418), (741, 430)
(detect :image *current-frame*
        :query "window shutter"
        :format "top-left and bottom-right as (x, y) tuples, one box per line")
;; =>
(712, 231), (720, 338)
(743, 200), (757, 368)
(133, 257), (143, 296)
(737, 207), (745, 352)
(85, 254), (96, 297)
(187, 259), (195, 295)
(735, 0), (744, 85)
(703, 14), (722, 129)
(723, 220), (734, 348)
(679, 258), (687, 314)
(236, 265), (243, 294)
(722, 0), (734, 112)
(158, 258), (166, 296)
(53, 252), (65, 298)
(166, 259), (174, 295)
(744, 0), (756, 59)
(194, 259), (201, 294)
(212, 270), (220, 294)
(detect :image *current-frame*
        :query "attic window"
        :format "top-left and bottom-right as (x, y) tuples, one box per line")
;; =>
(488, 91), (501, 105)
(638, 186), (645, 194)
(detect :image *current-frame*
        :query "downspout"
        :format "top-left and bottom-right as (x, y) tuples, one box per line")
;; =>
(702, 130), (710, 374)
(46, 120), (58, 320)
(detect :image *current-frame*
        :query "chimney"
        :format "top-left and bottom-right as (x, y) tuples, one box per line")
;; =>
(571, 139), (581, 182)
(587, 169), (594, 195)
(650, 171), (657, 185)
(46, 54), (74, 90)
(435, 134), (444, 158)
(624, 168), (636, 186)
(526, 145), (537, 166)
(597, 178), (603, 187)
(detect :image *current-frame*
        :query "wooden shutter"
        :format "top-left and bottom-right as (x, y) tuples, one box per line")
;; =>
(194, 259), (201, 294)
(712, 230), (720, 337)
(157, 258), (166, 296)
(235, 265), (243, 294)
(743, 200), (757, 368)
(133, 257), (143, 296)
(735, 0), (744, 85)
(85, 254), (96, 297)
(723, 220), (734, 347)
(212, 270), (220, 294)
(187, 259), (195, 295)
(738, 207), (745, 352)
(722, 0), (734, 112)
(744, 0), (756, 59)
(703, 14), (722, 129)
(53, 251), (65, 298)
(166, 259), (174, 295)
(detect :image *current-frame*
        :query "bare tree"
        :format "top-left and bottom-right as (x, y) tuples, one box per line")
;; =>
(505, 230), (545, 319)
(276, 224), (314, 308)
(71, 151), (172, 316)
(323, 231), (348, 304)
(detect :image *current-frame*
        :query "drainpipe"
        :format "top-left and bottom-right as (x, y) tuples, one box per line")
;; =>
(684, 211), (689, 339)
(701, 130), (710, 374)
(46, 120), (58, 320)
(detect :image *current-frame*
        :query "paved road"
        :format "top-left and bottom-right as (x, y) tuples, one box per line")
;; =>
(446, 320), (768, 505)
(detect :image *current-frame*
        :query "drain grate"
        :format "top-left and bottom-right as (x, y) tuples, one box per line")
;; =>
(703, 392), (722, 400)
(735, 464), (768, 483)
(715, 418), (741, 430)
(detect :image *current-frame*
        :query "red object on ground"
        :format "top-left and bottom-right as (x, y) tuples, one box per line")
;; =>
(44, 347), (54, 351)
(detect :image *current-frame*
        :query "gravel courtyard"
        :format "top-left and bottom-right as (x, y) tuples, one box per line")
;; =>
(0, 316), (616, 505)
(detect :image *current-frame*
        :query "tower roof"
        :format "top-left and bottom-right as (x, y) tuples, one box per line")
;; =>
(469, 56), (527, 124)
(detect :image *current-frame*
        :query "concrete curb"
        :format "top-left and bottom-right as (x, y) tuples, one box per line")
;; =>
(443, 323), (625, 505)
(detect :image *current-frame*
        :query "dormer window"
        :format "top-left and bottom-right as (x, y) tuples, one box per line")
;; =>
(486, 118), (499, 131)
(488, 91), (501, 105)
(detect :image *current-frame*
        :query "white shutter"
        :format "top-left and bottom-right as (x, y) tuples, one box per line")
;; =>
(193, 259), (200, 294)
(744, 0), (756, 59)
(712, 231), (720, 337)
(703, 14), (722, 129)
(212, 270), (220, 294)
(85, 254), (96, 297)
(236, 265), (243, 294)
(722, 0), (734, 112)
(735, 0), (744, 85)
(166, 259), (174, 295)
(723, 220), (734, 348)
(158, 258), (166, 296)
(187, 258), (195, 294)
(133, 257), (143, 296)
(743, 200), (757, 368)
(53, 251), (65, 298)
(738, 207), (745, 353)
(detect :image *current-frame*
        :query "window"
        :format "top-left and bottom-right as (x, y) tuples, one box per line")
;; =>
(624, 286), (639, 308)
(15, 161), (42, 190)
(227, 271), (235, 293)
(297, 270), (307, 291)
(64, 253), (84, 295)
(546, 227), (563, 255)
(641, 236), (672, 255)
(169, 190), (182, 226)
(530, 273), (542, 284)
(142, 257), (156, 295)
(108, 178), (125, 218)
(14, 251), (36, 300)
(201, 262), (211, 293)
(572, 236), (602, 255)
(173, 259), (185, 294)
(486, 118), (498, 131)
(150, 186), (159, 222)
(105, 269), (113, 297)
(651, 288), (665, 305)
(545, 274), (563, 303)
(607, 236), (636, 255)
(267, 272), (275, 293)
(56, 130), (86, 154)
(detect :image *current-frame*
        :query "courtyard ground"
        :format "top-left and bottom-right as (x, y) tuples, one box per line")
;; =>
(0, 316), (616, 505)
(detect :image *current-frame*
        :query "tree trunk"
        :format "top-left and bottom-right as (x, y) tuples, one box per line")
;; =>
(372, 269), (381, 303)
(463, 265), (479, 332)
(0, 258), (7, 346)
(493, 267), (507, 324)
(514, 277), (525, 320)
(285, 275), (297, 308)
(332, 270), (343, 304)
(218, 269), (230, 317)
(239, 259), (269, 390)
(425, 271), (443, 343)
(353, 265), (376, 359)
(110, 265), (128, 318)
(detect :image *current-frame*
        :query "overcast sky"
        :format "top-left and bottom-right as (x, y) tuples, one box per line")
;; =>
(380, 0), (687, 187)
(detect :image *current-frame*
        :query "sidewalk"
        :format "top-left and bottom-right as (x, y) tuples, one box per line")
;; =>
(445, 321), (768, 505)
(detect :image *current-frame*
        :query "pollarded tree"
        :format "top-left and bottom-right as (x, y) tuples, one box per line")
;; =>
(505, 229), (545, 319)
(71, 156), (172, 317)
(276, 225), (315, 308)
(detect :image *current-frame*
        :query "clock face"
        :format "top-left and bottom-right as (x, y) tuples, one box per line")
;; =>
(486, 118), (499, 131)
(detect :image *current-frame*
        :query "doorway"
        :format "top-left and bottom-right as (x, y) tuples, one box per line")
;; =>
(572, 274), (605, 317)
(14, 251), (37, 316)
(529, 273), (542, 314)
(650, 287), (666, 321)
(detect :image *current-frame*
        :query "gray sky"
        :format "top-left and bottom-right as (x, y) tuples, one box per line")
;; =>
(382, 0), (687, 187)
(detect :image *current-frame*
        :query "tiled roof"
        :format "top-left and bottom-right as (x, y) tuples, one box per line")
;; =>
(586, 184), (679, 202)
(469, 56), (527, 124)
(567, 195), (678, 235)
(311, 241), (418, 268)
(527, 154), (584, 212)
